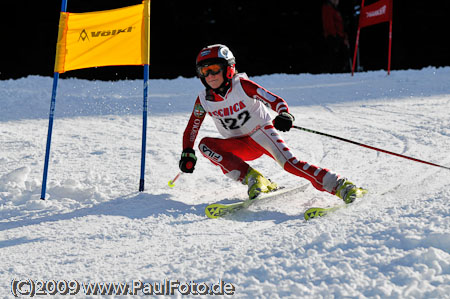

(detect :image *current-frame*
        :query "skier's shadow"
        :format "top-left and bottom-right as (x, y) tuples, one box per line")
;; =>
(0, 191), (304, 249)
(0, 192), (208, 234)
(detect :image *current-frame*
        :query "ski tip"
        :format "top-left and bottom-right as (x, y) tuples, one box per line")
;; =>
(205, 204), (230, 219)
(205, 202), (246, 219)
(304, 206), (342, 220)
(304, 208), (325, 221)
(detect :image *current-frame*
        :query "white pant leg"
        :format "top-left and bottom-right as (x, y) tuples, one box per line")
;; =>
(250, 124), (340, 193)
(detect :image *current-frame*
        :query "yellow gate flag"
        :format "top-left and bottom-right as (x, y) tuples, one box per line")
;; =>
(55, 1), (150, 73)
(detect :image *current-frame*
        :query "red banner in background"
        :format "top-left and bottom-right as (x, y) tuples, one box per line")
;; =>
(352, 0), (393, 76)
(359, 0), (393, 28)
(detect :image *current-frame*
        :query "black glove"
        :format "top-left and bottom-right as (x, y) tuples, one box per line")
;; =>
(179, 148), (197, 173)
(273, 111), (295, 132)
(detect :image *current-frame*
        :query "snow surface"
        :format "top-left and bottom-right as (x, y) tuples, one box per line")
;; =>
(1, 67), (450, 298)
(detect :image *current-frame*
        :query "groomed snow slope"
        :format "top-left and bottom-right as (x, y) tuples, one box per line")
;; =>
(1, 68), (449, 298)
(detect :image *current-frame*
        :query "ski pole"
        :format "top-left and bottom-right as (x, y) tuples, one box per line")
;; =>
(292, 125), (450, 171)
(168, 172), (182, 187)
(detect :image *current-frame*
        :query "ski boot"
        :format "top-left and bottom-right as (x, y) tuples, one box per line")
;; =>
(335, 178), (368, 204)
(244, 168), (278, 199)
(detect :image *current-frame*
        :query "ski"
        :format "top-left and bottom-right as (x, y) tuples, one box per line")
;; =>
(304, 189), (368, 220)
(205, 185), (308, 219)
(304, 205), (345, 220)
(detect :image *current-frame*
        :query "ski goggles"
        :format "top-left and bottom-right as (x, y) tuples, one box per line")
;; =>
(197, 64), (223, 78)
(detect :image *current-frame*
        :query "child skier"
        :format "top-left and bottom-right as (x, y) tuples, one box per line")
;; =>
(179, 44), (366, 203)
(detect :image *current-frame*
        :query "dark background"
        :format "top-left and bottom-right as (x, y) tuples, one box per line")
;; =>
(1, 0), (449, 81)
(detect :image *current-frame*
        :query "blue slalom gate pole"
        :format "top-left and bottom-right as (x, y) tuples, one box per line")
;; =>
(40, 73), (60, 199)
(139, 64), (149, 192)
(40, 0), (68, 200)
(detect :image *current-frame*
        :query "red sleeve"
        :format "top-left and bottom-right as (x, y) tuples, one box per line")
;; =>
(182, 97), (206, 150)
(240, 78), (289, 114)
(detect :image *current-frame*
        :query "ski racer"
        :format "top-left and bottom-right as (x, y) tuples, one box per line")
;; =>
(179, 44), (366, 203)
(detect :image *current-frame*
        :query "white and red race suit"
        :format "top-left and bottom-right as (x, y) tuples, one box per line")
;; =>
(182, 73), (340, 194)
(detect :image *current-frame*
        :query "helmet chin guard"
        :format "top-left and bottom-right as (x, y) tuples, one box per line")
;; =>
(226, 64), (236, 79)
